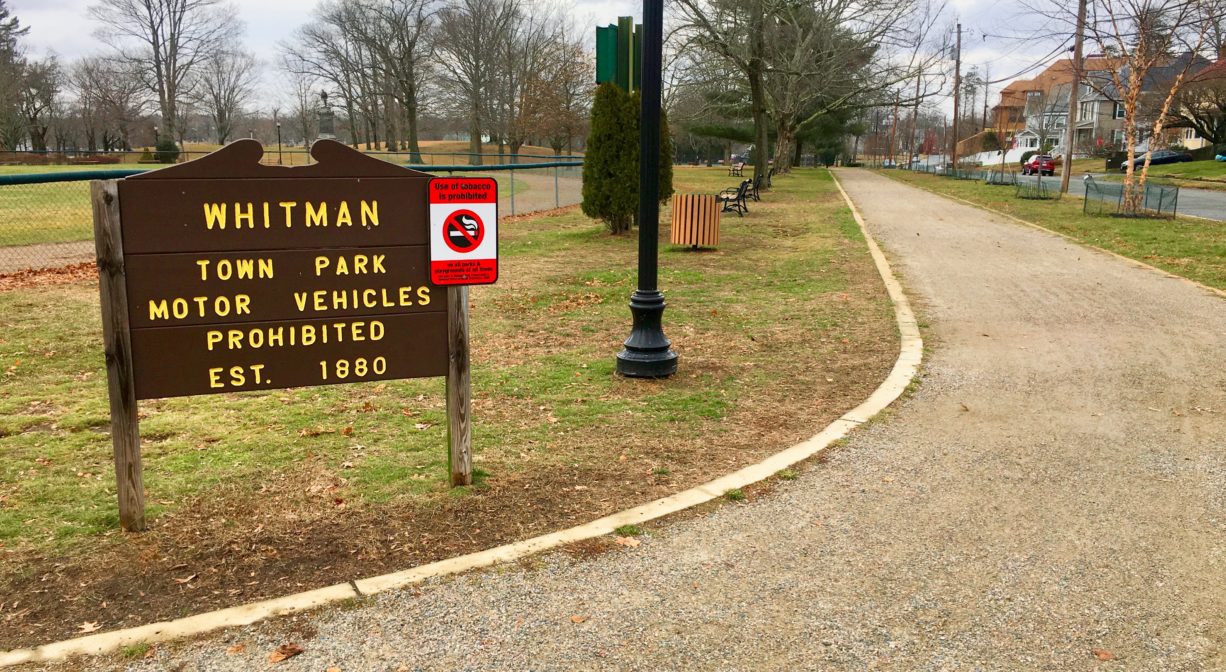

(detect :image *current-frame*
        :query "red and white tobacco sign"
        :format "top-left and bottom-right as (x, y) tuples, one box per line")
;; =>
(428, 177), (498, 285)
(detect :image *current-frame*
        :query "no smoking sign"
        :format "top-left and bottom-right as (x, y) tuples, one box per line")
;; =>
(428, 177), (498, 285)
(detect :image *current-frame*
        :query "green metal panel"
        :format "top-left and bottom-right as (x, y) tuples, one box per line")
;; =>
(616, 16), (633, 91)
(632, 24), (643, 92)
(595, 25), (617, 84)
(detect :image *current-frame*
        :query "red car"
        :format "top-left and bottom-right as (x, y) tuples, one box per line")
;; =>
(1021, 154), (1059, 176)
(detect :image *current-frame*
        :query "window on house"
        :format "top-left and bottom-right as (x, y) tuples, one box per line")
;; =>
(1079, 101), (1095, 119)
(1184, 128), (1197, 140)
(1113, 103), (1125, 119)
(1111, 129), (1124, 146)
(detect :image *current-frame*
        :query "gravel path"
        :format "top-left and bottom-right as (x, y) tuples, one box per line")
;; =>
(56, 168), (1226, 671)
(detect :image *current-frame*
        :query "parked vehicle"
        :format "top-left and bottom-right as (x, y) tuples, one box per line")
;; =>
(1021, 154), (1059, 176)
(1119, 149), (1193, 172)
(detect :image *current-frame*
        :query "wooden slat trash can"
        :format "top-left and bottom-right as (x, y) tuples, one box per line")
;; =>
(670, 193), (720, 249)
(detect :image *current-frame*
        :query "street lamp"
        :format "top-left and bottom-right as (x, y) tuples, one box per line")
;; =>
(615, 0), (677, 378)
(276, 122), (283, 165)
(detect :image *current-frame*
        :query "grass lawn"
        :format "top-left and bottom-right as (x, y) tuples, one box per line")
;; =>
(885, 169), (1226, 290)
(0, 167), (897, 646)
(1077, 159), (1226, 192)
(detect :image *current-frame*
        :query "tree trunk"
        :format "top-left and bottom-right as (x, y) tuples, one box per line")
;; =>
(468, 97), (482, 166)
(773, 118), (796, 173)
(748, 6), (770, 181)
(404, 88), (423, 163)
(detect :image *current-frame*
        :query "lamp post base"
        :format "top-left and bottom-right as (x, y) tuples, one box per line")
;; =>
(616, 289), (678, 378)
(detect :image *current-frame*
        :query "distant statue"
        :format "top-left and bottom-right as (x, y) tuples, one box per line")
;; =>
(317, 90), (336, 140)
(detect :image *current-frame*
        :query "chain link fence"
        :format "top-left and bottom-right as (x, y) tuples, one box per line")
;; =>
(0, 161), (583, 274)
(1, 149), (581, 168)
(1083, 176), (1179, 218)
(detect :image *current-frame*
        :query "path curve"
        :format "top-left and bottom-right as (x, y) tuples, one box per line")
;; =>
(46, 169), (1226, 670)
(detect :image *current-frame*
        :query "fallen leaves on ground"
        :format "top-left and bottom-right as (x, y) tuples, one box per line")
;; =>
(569, 615), (588, 624)
(78, 621), (100, 633)
(173, 574), (197, 584)
(0, 262), (95, 292)
(1091, 648), (1115, 661)
(614, 536), (641, 548)
(269, 643), (304, 663)
(225, 643), (246, 655)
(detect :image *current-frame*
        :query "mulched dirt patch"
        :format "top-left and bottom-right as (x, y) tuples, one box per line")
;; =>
(0, 262), (94, 292)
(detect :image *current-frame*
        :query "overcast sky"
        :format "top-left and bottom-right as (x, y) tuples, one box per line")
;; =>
(11, 0), (1050, 117)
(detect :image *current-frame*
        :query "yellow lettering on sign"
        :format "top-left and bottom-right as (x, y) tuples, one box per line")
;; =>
(235, 202), (254, 229)
(279, 201), (297, 227)
(361, 200), (379, 227)
(306, 202), (327, 227)
(203, 203), (227, 229)
(202, 320), (389, 350)
(149, 300), (169, 321)
(417, 286), (430, 305)
(336, 202), (352, 227)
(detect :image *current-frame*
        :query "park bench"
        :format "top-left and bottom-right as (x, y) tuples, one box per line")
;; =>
(717, 179), (751, 217)
(749, 173), (766, 201)
(728, 162), (745, 177)
(670, 193), (720, 249)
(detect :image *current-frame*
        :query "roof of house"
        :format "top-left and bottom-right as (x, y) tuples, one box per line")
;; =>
(1190, 58), (1226, 83)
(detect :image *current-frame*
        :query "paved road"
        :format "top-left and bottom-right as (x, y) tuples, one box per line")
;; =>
(1025, 173), (1225, 221)
(64, 169), (1226, 671)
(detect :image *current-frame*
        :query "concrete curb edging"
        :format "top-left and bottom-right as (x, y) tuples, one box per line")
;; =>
(0, 173), (922, 668)
(888, 172), (1226, 300)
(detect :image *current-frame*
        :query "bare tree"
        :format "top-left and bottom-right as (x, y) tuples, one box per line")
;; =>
(19, 55), (61, 152)
(195, 43), (258, 144)
(759, 0), (946, 171)
(347, 0), (435, 160)
(90, 0), (239, 142)
(675, 0), (772, 178)
(1165, 63), (1226, 144)
(1078, 0), (1217, 209)
(280, 56), (318, 148)
(436, 0), (522, 164)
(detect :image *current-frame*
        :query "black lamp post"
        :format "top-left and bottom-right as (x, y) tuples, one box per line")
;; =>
(615, 0), (677, 378)
(276, 122), (283, 165)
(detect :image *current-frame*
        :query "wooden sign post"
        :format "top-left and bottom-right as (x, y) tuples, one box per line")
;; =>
(90, 140), (496, 530)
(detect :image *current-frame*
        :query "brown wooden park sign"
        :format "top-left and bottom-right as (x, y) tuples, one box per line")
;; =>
(91, 140), (498, 531)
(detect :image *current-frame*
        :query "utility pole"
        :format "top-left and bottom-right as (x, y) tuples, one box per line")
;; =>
(909, 68), (922, 164)
(950, 22), (962, 171)
(1060, 0), (1087, 194)
(873, 108), (881, 165)
(982, 63), (990, 133)
(889, 92), (900, 166)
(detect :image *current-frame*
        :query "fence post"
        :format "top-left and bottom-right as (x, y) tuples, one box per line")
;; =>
(554, 165), (560, 209)
(510, 166), (516, 217)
